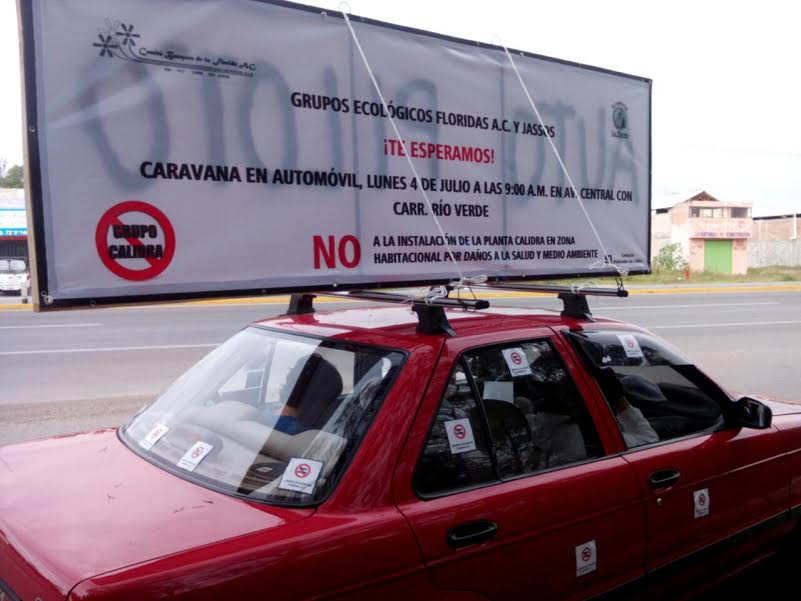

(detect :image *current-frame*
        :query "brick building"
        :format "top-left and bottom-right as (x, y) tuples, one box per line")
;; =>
(652, 191), (752, 274)
(751, 213), (800, 241)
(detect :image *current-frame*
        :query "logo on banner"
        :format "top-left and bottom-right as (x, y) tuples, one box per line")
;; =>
(95, 201), (176, 281)
(91, 19), (256, 79)
(612, 102), (629, 139)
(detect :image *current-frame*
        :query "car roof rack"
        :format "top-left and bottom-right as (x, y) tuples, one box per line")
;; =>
(286, 280), (626, 333)
(286, 290), (489, 337)
(475, 282), (628, 321)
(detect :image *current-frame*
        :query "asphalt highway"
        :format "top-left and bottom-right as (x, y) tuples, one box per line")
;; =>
(1, 290), (800, 444)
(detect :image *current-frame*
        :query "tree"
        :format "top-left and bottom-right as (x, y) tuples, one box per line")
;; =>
(0, 164), (24, 188)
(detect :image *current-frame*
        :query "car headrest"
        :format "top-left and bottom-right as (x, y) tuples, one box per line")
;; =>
(621, 374), (667, 404)
(290, 354), (344, 428)
(482, 399), (537, 474)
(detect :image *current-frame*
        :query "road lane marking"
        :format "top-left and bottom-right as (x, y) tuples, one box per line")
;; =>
(648, 320), (801, 330)
(597, 302), (780, 310)
(0, 323), (103, 330)
(0, 343), (219, 356)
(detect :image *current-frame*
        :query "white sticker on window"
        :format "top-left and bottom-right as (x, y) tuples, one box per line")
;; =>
(177, 441), (214, 472)
(483, 381), (514, 403)
(279, 458), (324, 495)
(444, 418), (477, 454)
(694, 488), (710, 518)
(616, 334), (644, 358)
(575, 540), (597, 576)
(139, 423), (169, 451)
(502, 348), (533, 377)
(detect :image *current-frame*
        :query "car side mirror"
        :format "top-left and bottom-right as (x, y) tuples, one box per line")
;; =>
(736, 396), (772, 429)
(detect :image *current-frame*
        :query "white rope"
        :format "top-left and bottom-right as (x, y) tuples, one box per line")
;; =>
(570, 281), (588, 294)
(340, 6), (469, 284)
(498, 41), (629, 277)
(449, 274), (488, 288)
(423, 286), (449, 304)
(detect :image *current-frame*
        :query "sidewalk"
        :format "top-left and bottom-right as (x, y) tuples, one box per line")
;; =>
(1, 281), (799, 311)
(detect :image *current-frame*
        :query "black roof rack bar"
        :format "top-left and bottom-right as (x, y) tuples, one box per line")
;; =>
(476, 283), (628, 298)
(286, 289), (488, 337)
(287, 293), (316, 315)
(333, 289), (490, 310)
(558, 293), (593, 321)
(474, 283), (627, 321)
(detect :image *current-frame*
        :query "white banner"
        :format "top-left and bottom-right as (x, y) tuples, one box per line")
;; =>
(24, 0), (651, 305)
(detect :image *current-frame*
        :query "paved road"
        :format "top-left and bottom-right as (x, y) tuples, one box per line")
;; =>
(0, 291), (799, 444)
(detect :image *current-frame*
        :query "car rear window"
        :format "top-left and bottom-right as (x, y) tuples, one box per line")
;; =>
(121, 327), (405, 506)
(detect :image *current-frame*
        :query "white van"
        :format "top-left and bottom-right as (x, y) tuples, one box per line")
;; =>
(0, 258), (29, 295)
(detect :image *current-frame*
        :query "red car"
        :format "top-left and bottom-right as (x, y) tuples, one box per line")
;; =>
(1, 291), (797, 601)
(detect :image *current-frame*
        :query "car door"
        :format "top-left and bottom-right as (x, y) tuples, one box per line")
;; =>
(564, 328), (791, 594)
(394, 329), (647, 601)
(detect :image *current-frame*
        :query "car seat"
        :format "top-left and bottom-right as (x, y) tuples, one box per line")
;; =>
(289, 354), (344, 429)
(482, 399), (539, 477)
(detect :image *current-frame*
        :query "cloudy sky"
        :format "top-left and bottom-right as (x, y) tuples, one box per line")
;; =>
(1, 0), (799, 215)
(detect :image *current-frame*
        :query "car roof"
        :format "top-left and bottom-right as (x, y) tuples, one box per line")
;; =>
(253, 303), (627, 351)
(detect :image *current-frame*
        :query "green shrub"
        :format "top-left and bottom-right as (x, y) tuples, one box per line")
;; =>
(652, 243), (688, 272)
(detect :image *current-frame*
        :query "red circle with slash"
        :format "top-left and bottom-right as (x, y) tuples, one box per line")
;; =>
(295, 463), (312, 478)
(95, 201), (175, 281)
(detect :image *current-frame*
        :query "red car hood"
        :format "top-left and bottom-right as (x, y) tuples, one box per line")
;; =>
(0, 430), (310, 599)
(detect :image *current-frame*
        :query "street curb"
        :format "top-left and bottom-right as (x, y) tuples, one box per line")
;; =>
(2, 283), (800, 312)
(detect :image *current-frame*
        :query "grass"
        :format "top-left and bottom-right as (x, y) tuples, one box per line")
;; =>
(546, 266), (801, 286)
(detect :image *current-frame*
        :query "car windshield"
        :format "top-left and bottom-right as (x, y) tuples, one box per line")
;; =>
(0, 259), (26, 273)
(121, 327), (405, 506)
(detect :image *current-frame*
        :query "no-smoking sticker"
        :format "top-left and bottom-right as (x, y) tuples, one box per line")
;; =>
(444, 418), (477, 455)
(501, 347), (532, 377)
(575, 540), (597, 576)
(616, 334), (643, 359)
(279, 458), (324, 495)
(95, 200), (176, 281)
(139, 423), (170, 451)
(177, 441), (214, 472)
(694, 488), (710, 518)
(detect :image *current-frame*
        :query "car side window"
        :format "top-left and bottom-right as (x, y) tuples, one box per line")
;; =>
(465, 340), (603, 477)
(567, 330), (727, 447)
(414, 363), (496, 496)
(414, 339), (604, 497)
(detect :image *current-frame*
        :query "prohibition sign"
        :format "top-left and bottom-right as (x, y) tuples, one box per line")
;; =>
(191, 446), (204, 459)
(453, 424), (467, 440)
(698, 493), (706, 506)
(95, 201), (175, 281)
(295, 463), (312, 478)
(581, 547), (592, 562)
(510, 351), (523, 365)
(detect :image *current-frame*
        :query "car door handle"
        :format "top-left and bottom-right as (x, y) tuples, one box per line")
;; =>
(648, 469), (680, 489)
(446, 520), (498, 549)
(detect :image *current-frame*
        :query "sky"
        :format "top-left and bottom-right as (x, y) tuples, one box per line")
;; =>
(1, 0), (799, 216)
